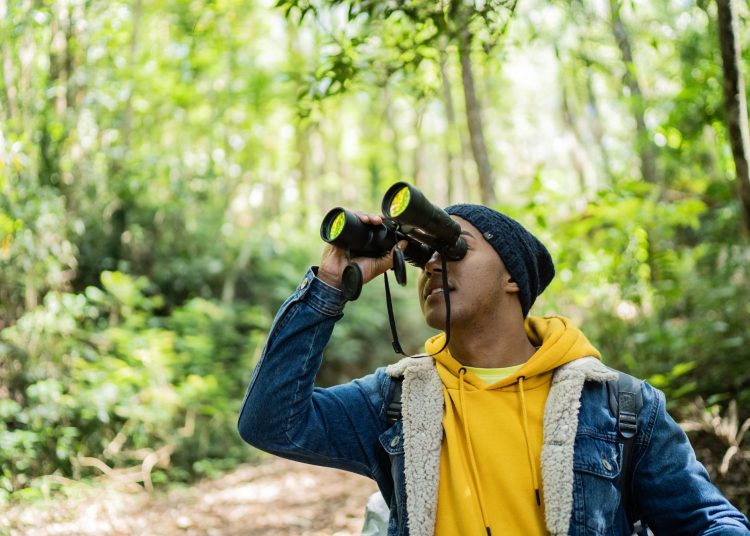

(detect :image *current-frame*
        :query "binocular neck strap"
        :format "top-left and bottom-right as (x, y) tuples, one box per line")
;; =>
(384, 272), (405, 355)
(431, 256), (452, 356)
(384, 256), (451, 357)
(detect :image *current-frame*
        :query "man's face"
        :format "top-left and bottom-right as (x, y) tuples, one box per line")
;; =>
(417, 216), (519, 330)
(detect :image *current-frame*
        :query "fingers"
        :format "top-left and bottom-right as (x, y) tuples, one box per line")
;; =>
(354, 212), (383, 226)
(357, 241), (406, 284)
(318, 211), (400, 289)
(318, 241), (352, 289)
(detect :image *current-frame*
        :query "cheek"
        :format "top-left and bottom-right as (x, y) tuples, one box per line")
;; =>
(461, 264), (501, 297)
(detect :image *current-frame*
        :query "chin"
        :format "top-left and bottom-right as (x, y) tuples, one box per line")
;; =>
(425, 318), (445, 331)
(423, 309), (448, 331)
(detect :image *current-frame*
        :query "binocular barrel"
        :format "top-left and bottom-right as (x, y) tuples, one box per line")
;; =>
(382, 182), (466, 260)
(320, 207), (397, 258)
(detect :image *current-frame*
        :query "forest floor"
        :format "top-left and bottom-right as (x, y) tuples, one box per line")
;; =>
(0, 457), (378, 536)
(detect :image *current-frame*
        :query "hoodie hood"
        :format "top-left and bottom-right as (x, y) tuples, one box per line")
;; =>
(425, 315), (601, 389)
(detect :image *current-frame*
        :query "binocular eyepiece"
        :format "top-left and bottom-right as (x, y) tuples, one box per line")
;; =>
(320, 182), (467, 300)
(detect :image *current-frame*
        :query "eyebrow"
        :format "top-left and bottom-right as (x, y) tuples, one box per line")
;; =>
(460, 230), (476, 238)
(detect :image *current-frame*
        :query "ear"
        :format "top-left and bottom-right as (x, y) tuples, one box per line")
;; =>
(504, 276), (520, 294)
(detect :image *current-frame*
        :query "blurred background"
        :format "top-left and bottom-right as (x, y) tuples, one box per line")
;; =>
(1, 0), (749, 531)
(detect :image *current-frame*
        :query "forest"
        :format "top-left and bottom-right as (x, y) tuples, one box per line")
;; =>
(1, 0), (749, 525)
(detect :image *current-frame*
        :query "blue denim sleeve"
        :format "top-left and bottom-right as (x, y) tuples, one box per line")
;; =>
(634, 385), (750, 535)
(237, 267), (389, 480)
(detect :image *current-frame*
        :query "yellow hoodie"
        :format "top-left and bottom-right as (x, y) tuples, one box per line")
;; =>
(428, 316), (601, 536)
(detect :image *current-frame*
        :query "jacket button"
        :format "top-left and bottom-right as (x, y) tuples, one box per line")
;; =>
(298, 278), (310, 291)
(601, 458), (613, 471)
(390, 436), (401, 448)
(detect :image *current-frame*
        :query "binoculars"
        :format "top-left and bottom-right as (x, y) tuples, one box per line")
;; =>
(320, 182), (467, 300)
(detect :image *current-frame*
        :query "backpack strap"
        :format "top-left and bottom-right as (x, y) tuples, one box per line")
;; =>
(607, 371), (646, 534)
(386, 376), (403, 426)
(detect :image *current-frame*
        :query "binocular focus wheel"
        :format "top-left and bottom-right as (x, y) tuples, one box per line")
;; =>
(342, 263), (363, 301)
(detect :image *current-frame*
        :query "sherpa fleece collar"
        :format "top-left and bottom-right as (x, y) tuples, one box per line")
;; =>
(386, 356), (444, 536)
(386, 356), (616, 536)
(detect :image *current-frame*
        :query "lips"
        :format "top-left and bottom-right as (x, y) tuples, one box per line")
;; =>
(422, 280), (455, 300)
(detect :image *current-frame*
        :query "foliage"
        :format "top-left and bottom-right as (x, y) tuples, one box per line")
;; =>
(1, 0), (749, 511)
(276, 0), (516, 114)
(538, 182), (750, 408)
(0, 272), (268, 500)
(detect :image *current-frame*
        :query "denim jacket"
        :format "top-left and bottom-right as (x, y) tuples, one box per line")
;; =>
(238, 269), (750, 535)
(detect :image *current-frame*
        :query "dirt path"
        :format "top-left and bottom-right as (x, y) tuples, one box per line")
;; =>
(1, 458), (379, 536)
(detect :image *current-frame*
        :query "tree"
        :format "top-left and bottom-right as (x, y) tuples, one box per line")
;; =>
(608, 0), (658, 186)
(457, 24), (496, 204)
(716, 0), (750, 237)
(275, 0), (520, 204)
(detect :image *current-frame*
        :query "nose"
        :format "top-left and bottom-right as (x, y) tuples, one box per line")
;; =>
(423, 250), (443, 275)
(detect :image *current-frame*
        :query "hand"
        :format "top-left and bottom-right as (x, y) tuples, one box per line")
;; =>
(317, 213), (406, 289)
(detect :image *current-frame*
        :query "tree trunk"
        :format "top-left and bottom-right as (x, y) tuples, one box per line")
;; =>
(294, 121), (313, 223)
(609, 0), (658, 185)
(560, 81), (588, 194)
(581, 55), (614, 186)
(439, 45), (468, 204)
(221, 238), (253, 305)
(40, 6), (66, 188)
(383, 87), (404, 181)
(287, 20), (313, 227)
(0, 0), (18, 121)
(107, 0), (142, 267)
(716, 0), (750, 237)
(555, 47), (588, 194)
(121, 0), (142, 149)
(412, 106), (426, 188)
(458, 28), (496, 205)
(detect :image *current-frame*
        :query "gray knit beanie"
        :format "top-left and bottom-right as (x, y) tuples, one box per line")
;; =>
(444, 204), (555, 317)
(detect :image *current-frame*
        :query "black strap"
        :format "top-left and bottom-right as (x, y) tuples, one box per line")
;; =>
(383, 272), (405, 355)
(386, 377), (403, 426)
(419, 256), (453, 356)
(385, 256), (452, 358)
(436, 256), (451, 355)
(607, 372), (645, 534)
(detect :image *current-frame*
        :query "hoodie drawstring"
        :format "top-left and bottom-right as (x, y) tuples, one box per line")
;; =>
(458, 367), (492, 536)
(518, 376), (541, 506)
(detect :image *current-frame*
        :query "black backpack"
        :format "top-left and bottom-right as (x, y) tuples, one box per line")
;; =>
(385, 370), (648, 534)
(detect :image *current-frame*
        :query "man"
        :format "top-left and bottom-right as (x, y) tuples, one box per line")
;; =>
(238, 204), (750, 535)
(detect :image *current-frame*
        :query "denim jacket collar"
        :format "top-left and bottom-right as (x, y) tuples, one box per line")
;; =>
(386, 355), (617, 536)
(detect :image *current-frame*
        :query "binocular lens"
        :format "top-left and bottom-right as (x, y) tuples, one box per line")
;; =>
(321, 208), (349, 242)
(328, 211), (346, 240)
(389, 186), (411, 217)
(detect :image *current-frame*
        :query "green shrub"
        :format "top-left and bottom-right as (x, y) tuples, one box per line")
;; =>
(0, 271), (269, 500)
